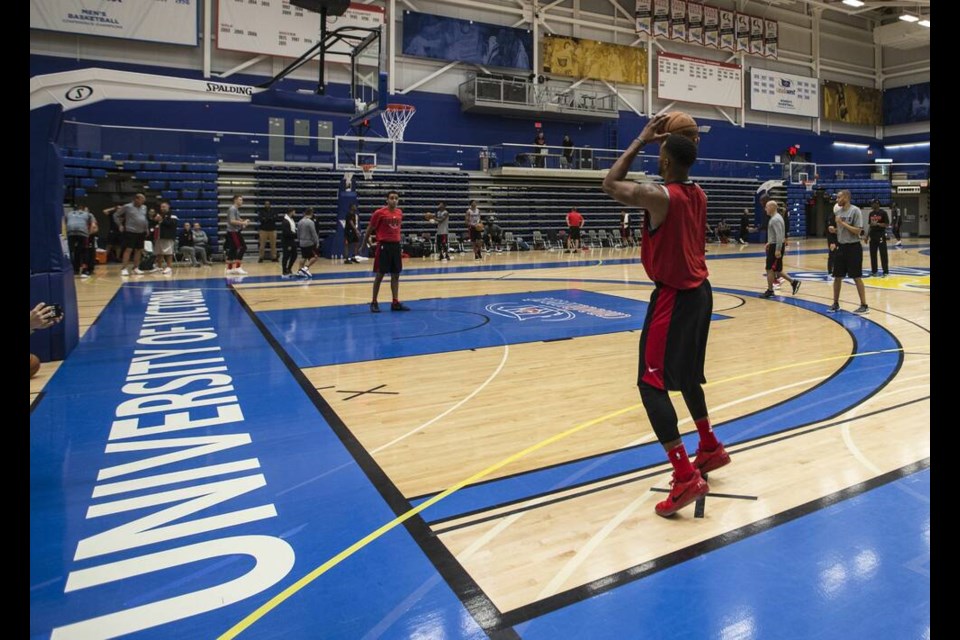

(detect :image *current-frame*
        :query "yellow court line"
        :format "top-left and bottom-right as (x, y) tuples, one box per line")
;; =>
(219, 345), (917, 639)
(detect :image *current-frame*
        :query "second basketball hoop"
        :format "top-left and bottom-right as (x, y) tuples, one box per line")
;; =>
(381, 104), (416, 141)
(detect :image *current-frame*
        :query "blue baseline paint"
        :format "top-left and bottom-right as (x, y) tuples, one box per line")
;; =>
(29, 281), (485, 639)
(413, 295), (902, 522)
(260, 289), (730, 368)
(517, 468), (930, 639)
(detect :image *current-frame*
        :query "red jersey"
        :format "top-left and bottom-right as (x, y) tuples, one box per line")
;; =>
(640, 181), (709, 290)
(567, 210), (584, 227)
(369, 206), (403, 242)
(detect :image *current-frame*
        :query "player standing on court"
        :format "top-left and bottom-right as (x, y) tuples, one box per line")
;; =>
(602, 114), (731, 517)
(363, 190), (411, 312)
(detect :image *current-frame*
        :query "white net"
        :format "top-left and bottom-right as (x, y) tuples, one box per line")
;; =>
(361, 164), (375, 181)
(380, 104), (416, 141)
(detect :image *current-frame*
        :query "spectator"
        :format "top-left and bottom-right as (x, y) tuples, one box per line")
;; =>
(65, 203), (97, 278)
(566, 208), (584, 252)
(716, 219), (731, 243)
(344, 203), (361, 264)
(533, 130), (547, 168)
(191, 223), (212, 266)
(258, 200), (280, 262)
(178, 221), (200, 267)
(867, 200), (890, 278)
(152, 202), (179, 275)
(561, 134), (574, 169)
(280, 209), (299, 278)
(110, 193), (149, 277)
(296, 208), (319, 279)
(737, 208), (751, 245)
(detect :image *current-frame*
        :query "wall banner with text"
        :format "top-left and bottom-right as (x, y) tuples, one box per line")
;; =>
(687, 3), (704, 45)
(750, 68), (818, 117)
(217, 1), (384, 64)
(31, 0), (198, 46)
(653, 0), (671, 38)
(658, 51), (741, 108)
(719, 9), (735, 51)
(703, 6), (719, 48)
(764, 19), (778, 59)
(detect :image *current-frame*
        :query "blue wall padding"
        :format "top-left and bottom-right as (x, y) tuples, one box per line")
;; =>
(31, 104), (79, 361)
(29, 272), (79, 362)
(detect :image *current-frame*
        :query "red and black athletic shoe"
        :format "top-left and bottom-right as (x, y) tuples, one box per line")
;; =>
(391, 302), (411, 311)
(655, 469), (709, 517)
(693, 443), (731, 474)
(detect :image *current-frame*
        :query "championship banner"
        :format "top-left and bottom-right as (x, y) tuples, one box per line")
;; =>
(217, 1), (384, 64)
(30, 0), (198, 46)
(883, 82), (930, 124)
(750, 16), (764, 55)
(822, 80), (882, 126)
(764, 19), (779, 59)
(704, 6), (719, 49)
(735, 13), (751, 52)
(653, 0), (671, 38)
(750, 68), (818, 117)
(687, 3), (704, 45)
(657, 51), (742, 108)
(719, 9), (735, 51)
(635, 0), (652, 35)
(543, 35), (647, 85)
(670, 0), (687, 41)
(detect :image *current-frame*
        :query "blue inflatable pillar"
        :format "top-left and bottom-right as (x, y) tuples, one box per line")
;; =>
(30, 105), (79, 362)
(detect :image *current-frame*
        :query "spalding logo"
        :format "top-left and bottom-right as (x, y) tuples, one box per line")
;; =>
(65, 86), (94, 102)
(205, 82), (253, 95)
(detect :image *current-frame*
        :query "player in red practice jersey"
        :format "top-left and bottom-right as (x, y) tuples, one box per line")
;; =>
(602, 114), (731, 517)
(362, 190), (411, 313)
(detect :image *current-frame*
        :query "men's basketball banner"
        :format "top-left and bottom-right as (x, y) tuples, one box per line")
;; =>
(750, 16), (764, 55)
(543, 35), (647, 85)
(735, 13), (751, 52)
(719, 9), (735, 51)
(658, 52), (741, 108)
(217, 1), (384, 65)
(883, 82), (930, 125)
(764, 19), (779, 59)
(635, 0), (653, 35)
(822, 80), (882, 126)
(687, 3), (704, 45)
(703, 6), (719, 48)
(653, 0), (671, 38)
(670, 0), (687, 41)
(402, 11), (532, 70)
(30, 0), (198, 46)
(750, 68), (818, 117)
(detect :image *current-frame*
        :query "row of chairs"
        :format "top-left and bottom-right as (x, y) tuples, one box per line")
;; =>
(407, 228), (641, 255)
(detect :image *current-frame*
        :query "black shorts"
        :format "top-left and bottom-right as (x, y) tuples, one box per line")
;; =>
(122, 231), (145, 250)
(833, 242), (864, 279)
(469, 227), (482, 242)
(765, 244), (783, 272)
(300, 245), (318, 259)
(345, 227), (360, 243)
(638, 279), (712, 391)
(108, 229), (122, 246)
(374, 241), (402, 274)
(568, 226), (581, 240)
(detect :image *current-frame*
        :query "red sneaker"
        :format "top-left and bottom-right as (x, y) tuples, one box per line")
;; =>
(655, 469), (709, 517)
(693, 443), (731, 474)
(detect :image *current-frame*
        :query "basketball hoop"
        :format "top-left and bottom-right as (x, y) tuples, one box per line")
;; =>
(361, 163), (375, 181)
(380, 103), (416, 141)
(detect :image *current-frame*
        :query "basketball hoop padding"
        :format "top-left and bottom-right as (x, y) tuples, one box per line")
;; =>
(381, 104), (416, 141)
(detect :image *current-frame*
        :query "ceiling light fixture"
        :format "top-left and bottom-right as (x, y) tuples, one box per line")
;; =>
(918, 19), (930, 28)
(833, 142), (869, 150)
(842, 0), (865, 7)
(899, 14), (920, 23)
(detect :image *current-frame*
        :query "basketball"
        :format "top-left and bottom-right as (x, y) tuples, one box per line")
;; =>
(661, 111), (699, 142)
(473, 223), (485, 232)
(424, 212), (435, 221)
(30, 353), (40, 378)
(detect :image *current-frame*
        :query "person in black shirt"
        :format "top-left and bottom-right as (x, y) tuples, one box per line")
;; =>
(561, 134), (574, 169)
(343, 203), (361, 264)
(258, 201), (279, 262)
(890, 203), (902, 247)
(178, 221), (200, 267)
(280, 208), (299, 278)
(533, 130), (547, 168)
(867, 200), (889, 277)
(737, 208), (751, 245)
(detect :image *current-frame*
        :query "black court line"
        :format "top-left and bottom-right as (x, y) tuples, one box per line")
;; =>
(426, 396), (926, 535)
(394, 312), (490, 341)
(230, 287), (519, 640)
(30, 390), (45, 414)
(713, 294), (747, 312)
(542, 337), (573, 343)
(496, 457), (930, 629)
(316, 385), (335, 390)
(649, 487), (757, 500)
(337, 384), (400, 401)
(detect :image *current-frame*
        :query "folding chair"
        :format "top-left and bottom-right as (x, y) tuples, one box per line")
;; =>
(597, 229), (611, 248)
(532, 230), (547, 250)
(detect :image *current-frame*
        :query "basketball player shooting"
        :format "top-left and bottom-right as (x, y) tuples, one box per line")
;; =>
(601, 113), (731, 517)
